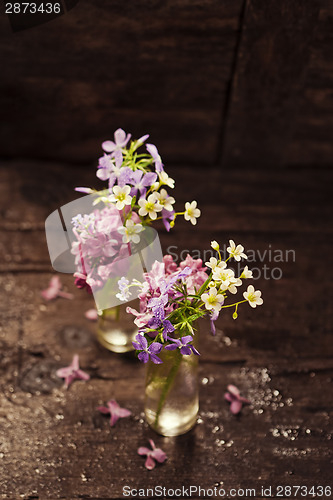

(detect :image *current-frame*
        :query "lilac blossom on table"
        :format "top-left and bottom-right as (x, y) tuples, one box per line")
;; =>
(224, 384), (251, 415)
(137, 439), (167, 470)
(85, 308), (98, 321)
(41, 276), (74, 301)
(56, 354), (90, 389)
(97, 399), (131, 426)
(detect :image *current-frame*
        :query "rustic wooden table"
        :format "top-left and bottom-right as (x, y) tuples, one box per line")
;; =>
(0, 163), (332, 499)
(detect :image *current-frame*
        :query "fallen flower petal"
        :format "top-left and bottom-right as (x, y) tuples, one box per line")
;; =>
(137, 439), (167, 470)
(56, 354), (90, 389)
(41, 276), (74, 301)
(85, 309), (98, 321)
(224, 384), (250, 415)
(97, 399), (131, 427)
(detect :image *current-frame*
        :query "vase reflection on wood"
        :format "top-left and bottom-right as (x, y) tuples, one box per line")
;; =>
(144, 333), (199, 436)
(97, 300), (138, 353)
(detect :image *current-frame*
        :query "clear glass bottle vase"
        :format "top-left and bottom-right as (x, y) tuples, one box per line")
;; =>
(144, 334), (199, 436)
(96, 300), (138, 353)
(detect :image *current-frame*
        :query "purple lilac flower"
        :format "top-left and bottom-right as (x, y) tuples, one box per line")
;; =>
(147, 293), (168, 320)
(130, 170), (157, 198)
(146, 143), (164, 173)
(97, 149), (132, 189)
(116, 277), (131, 301)
(147, 315), (175, 341)
(160, 266), (192, 294)
(165, 335), (200, 356)
(74, 187), (94, 194)
(132, 334), (163, 364)
(224, 384), (251, 415)
(102, 128), (131, 154)
(96, 154), (115, 181)
(210, 310), (219, 335)
(97, 399), (131, 426)
(137, 439), (167, 470)
(137, 134), (149, 144)
(145, 266), (192, 327)
(162, 208), (175, 232)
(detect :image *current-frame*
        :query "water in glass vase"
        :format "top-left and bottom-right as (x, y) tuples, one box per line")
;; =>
(145, 347), (199, 436)
(97, 300), (138, 353)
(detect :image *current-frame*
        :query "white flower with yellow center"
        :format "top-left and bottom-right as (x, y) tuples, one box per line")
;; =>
(154, 189), (175, 212)
(211, 240), (219, 251)
(117, 220), (143, 244)
(243, 285), (263, 308)
(227, 239), (247, 261)
(184, 201), (201, 225)
(205, 258), (227, 271)
(109, 185), (132, 210)
(227, 278), (242, 295)
(201, 287), (224, 312)
(240, 265), (253, 279)
(138, 194), (163, 220)
(212, 267), (235, 287)
(158, 171), (175, 189)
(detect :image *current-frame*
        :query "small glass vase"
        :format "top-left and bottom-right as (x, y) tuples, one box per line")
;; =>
(96, 301), (138, 353)
(144, 336), (199, 436)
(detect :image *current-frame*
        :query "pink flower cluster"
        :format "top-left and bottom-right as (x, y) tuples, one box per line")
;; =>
(127, 254), (209, 330)
(71, 205), (139, 294)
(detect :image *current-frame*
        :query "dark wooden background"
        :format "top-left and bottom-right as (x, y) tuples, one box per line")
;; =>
(0, 1), (333, 499)
(0, 0), (332, 167)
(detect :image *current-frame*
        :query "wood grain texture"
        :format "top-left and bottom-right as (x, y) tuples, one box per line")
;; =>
(221, 0), (333, 168)
(286, 1), (333, 165)
(0, 0), (242, 165)
(0, 161), (332, 498)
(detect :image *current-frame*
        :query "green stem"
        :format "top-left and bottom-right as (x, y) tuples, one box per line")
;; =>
(154, 350), (182, 427)
(221, 300), (247, 309)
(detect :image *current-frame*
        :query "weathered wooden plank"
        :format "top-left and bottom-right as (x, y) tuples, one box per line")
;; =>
(286, 2), (333, 165)
(222, 0), (325, 168)
(2, 163), (332, 225)
(1, 356), (332, 498)
(0, 0), (242, 165)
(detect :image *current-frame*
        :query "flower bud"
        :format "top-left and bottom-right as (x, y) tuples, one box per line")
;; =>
(211, 240), (219, 251)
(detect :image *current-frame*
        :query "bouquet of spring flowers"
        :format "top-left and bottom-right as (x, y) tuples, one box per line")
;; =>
(119, 240), (263, 363)
(72, 129), (201, 302)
